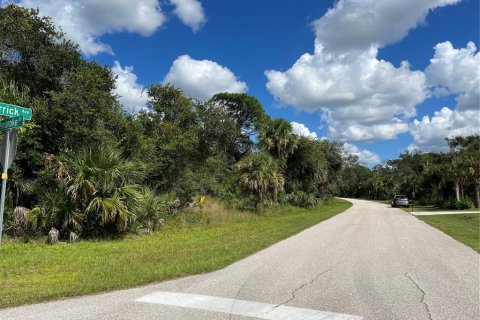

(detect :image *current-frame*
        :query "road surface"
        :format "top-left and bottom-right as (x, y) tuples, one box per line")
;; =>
(1, 199), (478, 320)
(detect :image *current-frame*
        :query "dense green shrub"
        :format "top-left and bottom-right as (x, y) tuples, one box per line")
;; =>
(436, 198), (473, 210)
(456, 198), (474, 210)
(285, 191), (318, 208)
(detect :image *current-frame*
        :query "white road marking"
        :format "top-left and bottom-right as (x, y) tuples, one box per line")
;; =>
(135, 291), (364, 320)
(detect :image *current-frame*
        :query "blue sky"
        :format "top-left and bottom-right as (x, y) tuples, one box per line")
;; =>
(12, 0), (480, 165)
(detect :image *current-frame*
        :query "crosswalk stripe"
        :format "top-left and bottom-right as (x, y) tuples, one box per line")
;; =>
(136, 291), (364, 320)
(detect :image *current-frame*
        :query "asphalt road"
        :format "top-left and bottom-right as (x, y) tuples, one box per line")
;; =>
(1, 199), (479, 320)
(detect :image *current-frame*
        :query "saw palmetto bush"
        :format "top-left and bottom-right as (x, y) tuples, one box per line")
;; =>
(50, 146), (147, 235)
(131, 187), (169, 234)
(5, 144), (177, 240)
(284, 191), (319, 208)
(39, 185), (83, 235)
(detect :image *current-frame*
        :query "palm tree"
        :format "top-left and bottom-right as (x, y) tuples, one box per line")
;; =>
(235, 152), (285, 205)
(447, 135), (480, 207)
(258, 119), (298, 167)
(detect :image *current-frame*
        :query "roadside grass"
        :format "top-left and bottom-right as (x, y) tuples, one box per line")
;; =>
(401, 205), (479, 213)
(418, 214), (480, 252)
(367, 199), (479, 213)
(0, 199), (351, 308)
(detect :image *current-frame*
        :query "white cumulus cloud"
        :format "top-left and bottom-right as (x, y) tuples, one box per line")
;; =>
(164, 55), (247, 100)
(408, 107), (480, 152)
(408, 41), (480, 152)
(18, 0), (166, 56)
(16, 0), (208, 55)
(112, 61), (148, 113)
(265, 0), (461, 142)
(290, 122), (317, 139)
(313, 0), (460, 53)
(266, 48), (426, 114)
(327, 118), (410, 142)
(425, 41), (479, 111)
(170, 0), (205, 32)
(266, 46), (426, 142)
(343, 143), (381, 166)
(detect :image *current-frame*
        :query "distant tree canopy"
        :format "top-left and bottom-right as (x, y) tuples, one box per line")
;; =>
(339, 135), (480, 208)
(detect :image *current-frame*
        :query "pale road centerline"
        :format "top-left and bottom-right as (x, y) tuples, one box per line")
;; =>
(135, 291), (364, 320)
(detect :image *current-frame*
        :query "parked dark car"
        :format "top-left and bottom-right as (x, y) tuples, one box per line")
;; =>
(391, 195), (409, 207)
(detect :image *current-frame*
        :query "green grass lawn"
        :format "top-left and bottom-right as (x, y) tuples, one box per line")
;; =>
(367, 199), (479, 213)
(418, 214), (480, 252)
(0, 199), (351, 308)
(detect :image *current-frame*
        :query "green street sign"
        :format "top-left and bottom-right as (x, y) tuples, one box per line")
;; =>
(0, 116), (24, 131)
(0, 102), (32, 120)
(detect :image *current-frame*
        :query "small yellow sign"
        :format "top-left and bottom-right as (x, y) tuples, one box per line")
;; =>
(1, 173), (7, 180)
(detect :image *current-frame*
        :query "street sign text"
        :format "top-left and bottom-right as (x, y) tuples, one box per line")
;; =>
(0, 116), (24, 131)
(0, 102), (32, 120)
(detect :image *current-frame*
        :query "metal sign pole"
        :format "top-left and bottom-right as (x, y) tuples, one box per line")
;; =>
(0, 129), (11, 244)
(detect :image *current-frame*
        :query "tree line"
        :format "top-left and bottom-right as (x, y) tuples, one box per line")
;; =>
(0, 5), (345, 240)
(339, 136), (480, 209)
(0, 5), (477, 241)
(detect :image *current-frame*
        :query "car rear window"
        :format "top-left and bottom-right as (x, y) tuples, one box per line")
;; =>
(395, 195), (407, 199)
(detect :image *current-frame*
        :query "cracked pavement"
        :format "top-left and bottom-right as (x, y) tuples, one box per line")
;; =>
(254, 261), (343, 318)
(1, 199), (478, 320)
(404, 272), (433, 320)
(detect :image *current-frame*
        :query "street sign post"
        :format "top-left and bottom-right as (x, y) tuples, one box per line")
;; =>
(0, 102), (32, 121)
(0, 129), (15, 243)
(0, 129), (17, 169)
(0, 101), (30, 244)
(0, 116), (24, 131)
